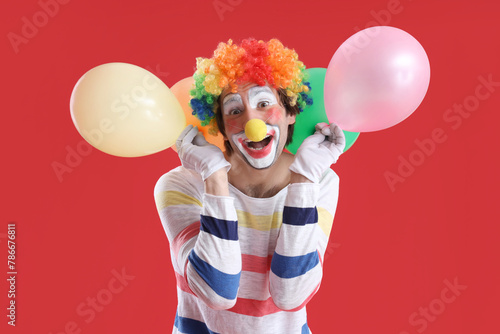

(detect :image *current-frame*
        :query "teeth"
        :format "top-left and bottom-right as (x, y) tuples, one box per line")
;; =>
(242, 134), (272, 151)
(244, 134), (270, 143)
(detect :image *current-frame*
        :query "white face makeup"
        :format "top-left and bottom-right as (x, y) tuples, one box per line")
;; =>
(248, 86), (278, 109)
(221, 84), (289, 170)
(222, 94), (243, 116)
(231, 124), (280, 169)
(222, 86), (279, 116)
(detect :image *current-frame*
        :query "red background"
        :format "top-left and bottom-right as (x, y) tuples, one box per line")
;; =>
(2, 0), (499, 333)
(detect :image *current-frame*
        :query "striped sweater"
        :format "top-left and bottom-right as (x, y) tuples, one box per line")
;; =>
(154, 166), (339, 334)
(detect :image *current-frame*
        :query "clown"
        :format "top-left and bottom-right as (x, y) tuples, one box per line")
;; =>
(154, 38), (345, 333)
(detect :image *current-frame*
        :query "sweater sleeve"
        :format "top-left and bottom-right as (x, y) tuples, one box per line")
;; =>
(269, 169), (339, 310)
(154, 167), (242, 310)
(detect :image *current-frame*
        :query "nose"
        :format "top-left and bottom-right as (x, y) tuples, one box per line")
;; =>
(240, 106), (268, 140)
(245, 118), (267, 142)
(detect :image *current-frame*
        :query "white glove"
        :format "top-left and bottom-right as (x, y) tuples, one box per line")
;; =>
(176, 125), (231, 181)
(289, 122), (345, 183)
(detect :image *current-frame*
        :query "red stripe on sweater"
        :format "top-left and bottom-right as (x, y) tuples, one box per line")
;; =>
(175, 269), (195, 296)
(171, 221), (200, 259)
(241, 254), (273, 274)
(228, 296), (282, 316)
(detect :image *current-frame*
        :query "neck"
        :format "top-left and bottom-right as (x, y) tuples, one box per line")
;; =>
(226, 151), (294, 198)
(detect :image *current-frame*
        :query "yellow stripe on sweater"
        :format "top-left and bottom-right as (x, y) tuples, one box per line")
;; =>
(317, 207), (334, 237)
(237, 208), (333, 235)
(156, 192), (333, 236)
(155, 191), (202, 210)
(236, 210), (282, 231)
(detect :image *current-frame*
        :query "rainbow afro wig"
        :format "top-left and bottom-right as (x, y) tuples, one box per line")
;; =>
(189, 38), (313, 135)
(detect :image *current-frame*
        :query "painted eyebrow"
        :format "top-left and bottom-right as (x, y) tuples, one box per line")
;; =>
(223, 94), (242, 106)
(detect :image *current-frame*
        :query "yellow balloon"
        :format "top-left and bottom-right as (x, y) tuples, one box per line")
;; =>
(70, 63), (186, 157)
(170, 76), (226, 152)
(245, 119), (267, 142)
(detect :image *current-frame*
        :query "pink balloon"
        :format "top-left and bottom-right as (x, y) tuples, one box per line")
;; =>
(324, 26), (430, 132)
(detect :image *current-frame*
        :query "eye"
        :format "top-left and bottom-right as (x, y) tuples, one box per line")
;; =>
(257, 101), (270, 108)
(229, 108), (242, 115)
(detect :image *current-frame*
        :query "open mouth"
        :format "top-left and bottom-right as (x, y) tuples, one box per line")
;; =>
(237, 130), (276, 159)
(244, 134), (272, 150)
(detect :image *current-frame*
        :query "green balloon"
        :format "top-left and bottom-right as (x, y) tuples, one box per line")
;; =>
(286, 68), (359, 154)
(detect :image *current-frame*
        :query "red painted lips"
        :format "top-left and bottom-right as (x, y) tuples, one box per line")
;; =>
(238, 130), (276, 159)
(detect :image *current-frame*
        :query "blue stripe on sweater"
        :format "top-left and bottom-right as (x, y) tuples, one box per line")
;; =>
(301, 322), (310, 333)
(188, 250), (241, 300)
(200, 215), (238, 241)
(282, 206), (318, 226)
(174, 312), (219, 334)
(271, 251), (319, 279)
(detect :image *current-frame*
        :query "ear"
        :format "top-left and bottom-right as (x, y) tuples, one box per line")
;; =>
(287, 113), (296, 125)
